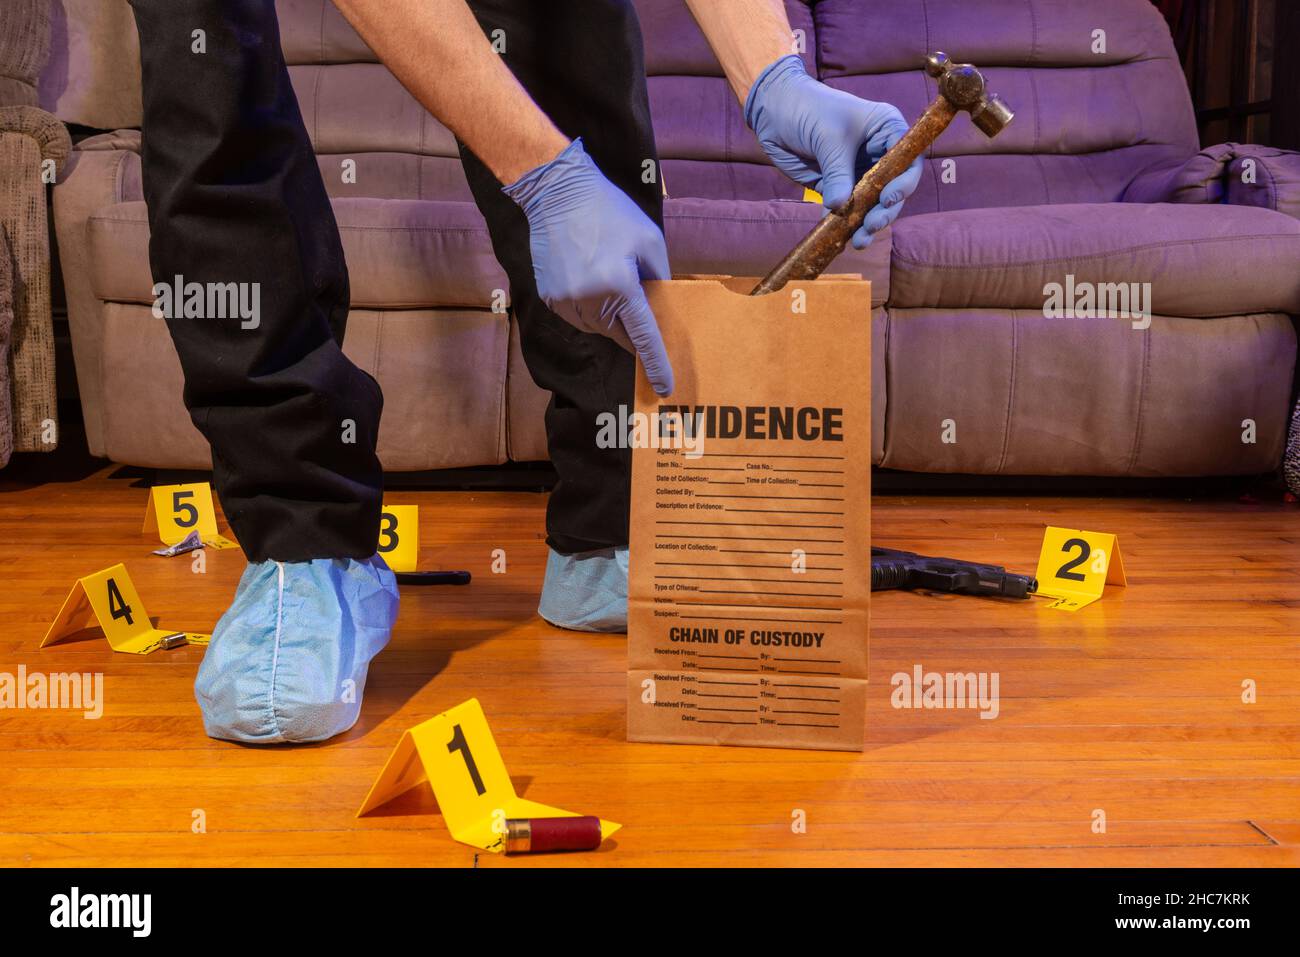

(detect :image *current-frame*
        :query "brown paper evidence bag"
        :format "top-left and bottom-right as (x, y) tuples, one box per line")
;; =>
(627, 276), (871, 751)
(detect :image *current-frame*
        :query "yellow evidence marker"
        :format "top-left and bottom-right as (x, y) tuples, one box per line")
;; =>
(143, 483), (237, 550)
(377, 503), (419, 573)
(357, 698), (621, 853)
(41, 563), (211, 654)
(1033, 526), (1127, 612)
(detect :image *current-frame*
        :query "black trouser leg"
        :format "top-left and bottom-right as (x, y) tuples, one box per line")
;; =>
(130, 0), (383, 563)
(459, 0), (662, 555)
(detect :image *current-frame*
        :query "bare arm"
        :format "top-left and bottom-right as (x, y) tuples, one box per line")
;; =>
(331, 0), (569, 184)
(683, 0), (797, 103)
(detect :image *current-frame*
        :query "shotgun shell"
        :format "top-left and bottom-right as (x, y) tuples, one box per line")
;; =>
(503, 816), (603, 854)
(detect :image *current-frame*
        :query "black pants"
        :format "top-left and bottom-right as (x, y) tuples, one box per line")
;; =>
(130, 0), (661, 563)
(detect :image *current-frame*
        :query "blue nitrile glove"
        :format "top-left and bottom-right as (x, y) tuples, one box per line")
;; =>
(503, 138), (674, 396)
(745, 54), (923, 248)
(194, 555), (398, 744)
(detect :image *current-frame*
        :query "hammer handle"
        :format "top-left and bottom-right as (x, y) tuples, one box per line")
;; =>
(750, 94), (958, 296)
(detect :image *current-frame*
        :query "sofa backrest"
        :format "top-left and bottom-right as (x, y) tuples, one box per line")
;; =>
(0, 0), (50, 108)
(278, 0), (1199, 212)
(808, 0), (1200, 213)
(641, 0), (1200, 212)
(638, 0), (816, 203)
(277, 0), (474, 202)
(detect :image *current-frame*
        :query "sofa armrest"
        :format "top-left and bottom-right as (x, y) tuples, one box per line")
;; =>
(52, 129), (144, 456)
(1123, 142), (1300, 222)
(75, 128), (142, 156)
(0, 105), (72, 172)
(1222, 145), (1300, 222)
(1122, 143), (1236, 205)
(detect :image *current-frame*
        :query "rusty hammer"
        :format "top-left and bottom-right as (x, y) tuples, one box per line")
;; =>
(750, 52), (1013, 295)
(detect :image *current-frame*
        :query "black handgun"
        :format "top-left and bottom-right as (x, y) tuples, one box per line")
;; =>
(871, 547), (1037, 599)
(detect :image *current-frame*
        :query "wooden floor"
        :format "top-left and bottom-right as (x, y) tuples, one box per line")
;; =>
(2, 456), (1298, 867)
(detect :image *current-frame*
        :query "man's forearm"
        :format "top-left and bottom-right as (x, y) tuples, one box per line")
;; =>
(331, 0), (569, 184)
(684, 0), (796, 103)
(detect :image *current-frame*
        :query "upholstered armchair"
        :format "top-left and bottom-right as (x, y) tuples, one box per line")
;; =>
(0, 0), (70, 466)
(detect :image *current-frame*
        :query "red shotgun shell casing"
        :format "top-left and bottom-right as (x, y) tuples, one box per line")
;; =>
(503, 816), (603, 854)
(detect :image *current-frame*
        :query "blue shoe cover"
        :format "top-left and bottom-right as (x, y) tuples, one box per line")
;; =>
(195, 555), (398, 743)
(537, 546), (628, 633)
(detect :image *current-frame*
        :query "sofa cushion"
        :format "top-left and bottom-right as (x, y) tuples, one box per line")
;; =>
(314, 153), (475, 202)
(89, 194), (889, 310)
(638, 0), (812, 201)
(638, 0), (815, 78)
(664, 196), (890, 305)
(88, 198), (510, 310)
(888, 202), (1300, 317)
(881, 308), (1296, 476)
(97, 302), (509, 470)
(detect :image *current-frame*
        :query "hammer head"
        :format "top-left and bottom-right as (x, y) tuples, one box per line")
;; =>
(925, 51), (1014, 137)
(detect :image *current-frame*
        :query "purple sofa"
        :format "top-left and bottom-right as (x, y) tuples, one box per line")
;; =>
(54, 0), (1300, 478)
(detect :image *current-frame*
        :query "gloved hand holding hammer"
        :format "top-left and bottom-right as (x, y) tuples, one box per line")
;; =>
(687, 1), (923, 250)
